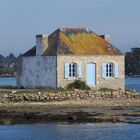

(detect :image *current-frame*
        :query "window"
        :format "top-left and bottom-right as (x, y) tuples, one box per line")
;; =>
(64, 63), (82, 79)
(106, 63), (113, 77)
(102, 62), (119, 78)
(69, 63), (77, 78)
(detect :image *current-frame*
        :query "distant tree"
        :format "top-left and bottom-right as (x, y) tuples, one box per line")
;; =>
(0, 55), (6, 67)
(15, 54), (23, 70)
(16, 54), (23, 65)
(125, 47), (140, 75)
(0, 53), (22, 76)
(6, 53), (16, 65)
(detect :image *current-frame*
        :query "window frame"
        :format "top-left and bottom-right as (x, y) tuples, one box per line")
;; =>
(69, 63), (77, 78)
(106, 62), (113, 78)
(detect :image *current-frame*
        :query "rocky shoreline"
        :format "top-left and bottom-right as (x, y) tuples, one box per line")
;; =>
(0, 74), (15, 77)
(0, 89), (139, 103)
(0, 105), (140, 125)
(0, 89), (140, 124)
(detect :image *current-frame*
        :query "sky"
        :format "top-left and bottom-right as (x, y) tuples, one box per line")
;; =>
(0, 0), (140, 56)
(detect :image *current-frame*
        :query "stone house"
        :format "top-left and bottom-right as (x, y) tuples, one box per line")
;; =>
(17, 27), (125, 90)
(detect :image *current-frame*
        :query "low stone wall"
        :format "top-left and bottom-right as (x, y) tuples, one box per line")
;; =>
(0, 89), (139, 103)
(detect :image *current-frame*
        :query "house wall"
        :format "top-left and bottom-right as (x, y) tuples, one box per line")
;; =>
(57, 55), (125, 90)
(17, 56), (57, 88)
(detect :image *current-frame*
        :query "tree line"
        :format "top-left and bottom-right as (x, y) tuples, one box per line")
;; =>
(125, 48), (140, 75)
(0, 53), (22, 76)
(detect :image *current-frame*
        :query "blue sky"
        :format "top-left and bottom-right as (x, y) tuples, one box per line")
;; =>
(0, 0), (140, 55)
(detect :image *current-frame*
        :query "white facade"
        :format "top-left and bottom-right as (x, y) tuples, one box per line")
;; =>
(17, 56), (57, 88)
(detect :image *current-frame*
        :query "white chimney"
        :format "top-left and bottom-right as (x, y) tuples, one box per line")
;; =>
(36, 34), (48, 56)
(100, 34), (110, 42)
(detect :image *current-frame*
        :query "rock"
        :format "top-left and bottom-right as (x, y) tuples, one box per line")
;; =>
(62, 94), (66, 97)
(54, 96), (59, 100)
(2, 93), (9, 98)
(46, 96), (50, 101)
(12, 91), (16, 94)
(68, 115), (77, 121)
(67, 93), (72, 98)
(113, 91), (119, 95)
(50, 96), (54, 100)
(1, 119), (13, 125)
(116, 95), (121, 99)
(132, 94), (138, 99)
(74, 89), (79, 92)
(90, 94), (95, 99)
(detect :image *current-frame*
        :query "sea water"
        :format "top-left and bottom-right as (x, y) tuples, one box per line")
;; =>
(125, 77), (140, 92)
(0, 77), (16, 86)
(0, 77), (140, 92)
(0, 123), (139, 140)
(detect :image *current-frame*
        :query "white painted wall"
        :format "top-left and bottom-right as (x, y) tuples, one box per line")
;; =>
(17, 56), (57, 88)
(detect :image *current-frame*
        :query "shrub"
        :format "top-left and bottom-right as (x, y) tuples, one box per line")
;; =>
(67, 80), (90, 90)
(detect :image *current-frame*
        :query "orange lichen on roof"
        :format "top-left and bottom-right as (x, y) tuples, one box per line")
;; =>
(59, 32), (73, 52)
(42, 27), (123, 56)
(58, 30), (122, 55)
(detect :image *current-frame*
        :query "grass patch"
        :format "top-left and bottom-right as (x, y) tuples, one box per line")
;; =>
(0, 85), (17, 89)
(98, 88), (116, 92)
(15, 87), (70, 94)
(36, 87), (70, 92)
(0, 81), (90, 94)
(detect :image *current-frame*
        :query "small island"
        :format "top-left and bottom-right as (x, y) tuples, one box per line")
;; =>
(0, 80), (140, 125)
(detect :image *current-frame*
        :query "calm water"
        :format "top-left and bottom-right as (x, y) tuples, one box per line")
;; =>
(0, 123), (140, 140)
(125, 77), (140, 92)
(0, 77), (140, 140)
(0, 77), (140, 92)
(0, 77), (16, 86)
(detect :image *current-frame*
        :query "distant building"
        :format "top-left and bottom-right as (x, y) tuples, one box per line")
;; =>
(17, 27), (125, 89)
(10, 63), (15, 68)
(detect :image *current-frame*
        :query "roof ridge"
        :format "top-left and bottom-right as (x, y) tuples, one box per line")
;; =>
(59, 26), (92, 33)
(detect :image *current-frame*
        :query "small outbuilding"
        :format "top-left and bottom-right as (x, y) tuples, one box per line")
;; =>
(17, 27), (125, 89)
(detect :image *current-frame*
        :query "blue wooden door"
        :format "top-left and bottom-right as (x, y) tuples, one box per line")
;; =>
(86, 63), (96, 86)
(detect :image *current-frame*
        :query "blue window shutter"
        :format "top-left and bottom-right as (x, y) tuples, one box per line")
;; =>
(102, 63), (106, 78)
(114, 63), (119, 78)
(78, 63), (82, 78)
(64, 63), (69, 78)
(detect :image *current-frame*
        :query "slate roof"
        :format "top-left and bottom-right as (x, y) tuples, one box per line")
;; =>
(23, 27), (123, 56)
(23, 46), (36, 57)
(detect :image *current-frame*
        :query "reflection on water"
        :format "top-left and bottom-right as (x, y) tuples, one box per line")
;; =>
(0, 123), (140, 140)
(0, 77), (140, 92)
(0, 77), (16, 86)
(125, 77), (140, 92)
